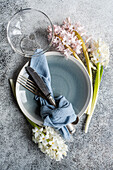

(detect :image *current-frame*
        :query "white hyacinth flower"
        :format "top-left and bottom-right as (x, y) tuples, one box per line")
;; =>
(32, 126), (68, 161)
(91, 38), (109, 67)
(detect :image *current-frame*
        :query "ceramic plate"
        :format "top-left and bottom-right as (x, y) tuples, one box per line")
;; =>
(16, 51), (91, 125)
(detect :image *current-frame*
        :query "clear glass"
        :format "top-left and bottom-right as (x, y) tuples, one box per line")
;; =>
(7, 8), (54, 57)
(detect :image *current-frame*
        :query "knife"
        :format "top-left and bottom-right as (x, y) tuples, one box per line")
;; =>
(25, 66), (56, 107)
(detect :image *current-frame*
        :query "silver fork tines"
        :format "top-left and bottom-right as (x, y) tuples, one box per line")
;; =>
(17, 75), (37, 95)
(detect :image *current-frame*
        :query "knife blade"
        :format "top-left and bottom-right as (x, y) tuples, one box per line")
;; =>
(25, 66), (56, 107)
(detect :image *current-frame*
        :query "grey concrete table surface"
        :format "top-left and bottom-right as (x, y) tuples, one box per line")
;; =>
(0, 0), (113, 170)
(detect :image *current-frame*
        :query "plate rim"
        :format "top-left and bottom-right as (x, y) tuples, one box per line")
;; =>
(16, 51), (92, 125)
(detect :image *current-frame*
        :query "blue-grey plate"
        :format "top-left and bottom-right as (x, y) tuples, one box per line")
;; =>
(16, 51), (92, 125)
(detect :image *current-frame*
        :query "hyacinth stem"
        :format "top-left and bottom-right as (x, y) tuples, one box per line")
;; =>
(9, 79), (16, 98)
(74, 31), (92, 80)
(100, 65), (103, 81)
(55, 34), (84, 65)
(85, 63), (102, 133)
(26, 117), (40, 129)
(73, 31), (93, 117)
(67, 45), (83, 64)
(9, 79), (41, 131)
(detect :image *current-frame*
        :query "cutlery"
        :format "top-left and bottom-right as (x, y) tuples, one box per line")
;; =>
(17, 75), (76, 134)
(25, 66), (56, 107)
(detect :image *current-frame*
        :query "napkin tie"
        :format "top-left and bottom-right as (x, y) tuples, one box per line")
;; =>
(30, 49), (77, 139)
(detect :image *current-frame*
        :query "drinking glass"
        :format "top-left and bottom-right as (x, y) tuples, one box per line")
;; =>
(7, 8), (54, 57)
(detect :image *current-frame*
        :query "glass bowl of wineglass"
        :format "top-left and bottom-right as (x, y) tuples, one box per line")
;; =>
(7, 8), (54, 57)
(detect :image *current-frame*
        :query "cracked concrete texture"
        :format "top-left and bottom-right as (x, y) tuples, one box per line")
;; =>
(0, 0), (113, 169)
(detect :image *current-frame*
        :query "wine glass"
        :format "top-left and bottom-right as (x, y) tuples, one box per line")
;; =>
(7, 8), (54, 57)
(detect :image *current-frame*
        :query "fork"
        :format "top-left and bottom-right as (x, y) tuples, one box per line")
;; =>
(17, 75), (76, 134)
(17, 75), (47, 99)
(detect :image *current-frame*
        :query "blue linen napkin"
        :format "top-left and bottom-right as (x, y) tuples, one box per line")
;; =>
(30, 49), (77, 139)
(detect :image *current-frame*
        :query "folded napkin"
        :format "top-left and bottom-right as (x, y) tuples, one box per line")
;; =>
(30, 49), (77, 139)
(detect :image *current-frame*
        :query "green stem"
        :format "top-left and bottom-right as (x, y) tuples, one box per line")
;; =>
(9, 79), (41, 130)
(85, 63), (101, 133)
(9, 79), (16, 98)
(74, 31), (93, 117)
(74, 31), (92, 80)
(26, 118), (40, 129)
(100, 66), (103, 82)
